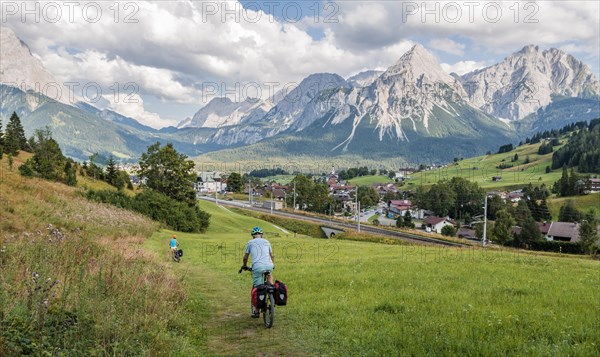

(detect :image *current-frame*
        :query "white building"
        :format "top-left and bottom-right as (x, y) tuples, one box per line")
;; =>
(194, 172), (227, 193)
(422, 216), (456, 234)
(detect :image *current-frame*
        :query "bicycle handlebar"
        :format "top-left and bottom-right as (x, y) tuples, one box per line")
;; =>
(238, 265), (252, 273)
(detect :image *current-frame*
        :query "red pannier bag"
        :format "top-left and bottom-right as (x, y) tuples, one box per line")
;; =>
(274, 280), (288, 306)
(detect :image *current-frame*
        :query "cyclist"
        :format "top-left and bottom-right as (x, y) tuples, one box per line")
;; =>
(169, 234), (179, 256)
(242, 226), (274, 317)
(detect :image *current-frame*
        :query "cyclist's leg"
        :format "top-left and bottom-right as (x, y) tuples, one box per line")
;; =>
(252, 268), (264, 287)
(250, 287), (259, 317)
(253, 265), (274, 285)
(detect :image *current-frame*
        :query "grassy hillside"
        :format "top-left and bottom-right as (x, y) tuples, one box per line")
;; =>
(548, 194), (600, 219)
(406, 140), (560, 190)
(262, 174), (296, 185)
(348, 175), (393, 186)
(0, 153), (193, 355)
(146, 200), (599, 356)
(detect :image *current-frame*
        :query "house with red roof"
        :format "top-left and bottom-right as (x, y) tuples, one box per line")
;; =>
(423, 216), (456, 234)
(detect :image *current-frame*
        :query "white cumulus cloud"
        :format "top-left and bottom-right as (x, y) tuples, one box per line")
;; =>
(429, 38), (466, 56)
(441, 61), (489, 75)
(2, 0), (598, 128)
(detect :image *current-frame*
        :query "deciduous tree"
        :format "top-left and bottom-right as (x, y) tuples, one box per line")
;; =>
(357, 186), (380, 208)
(227, 172), (243, 193)
(493, 209), (515, 245)
(138, 142), (197, 206)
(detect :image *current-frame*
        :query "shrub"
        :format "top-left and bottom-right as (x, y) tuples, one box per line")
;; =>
(526, 240), (584, 254)
(86, 189), (210, 232)
(18, 160), (35, 177)
(441, 225), (457, 237)
(132, 190), (210, 233)
(86, 189), (132, 209)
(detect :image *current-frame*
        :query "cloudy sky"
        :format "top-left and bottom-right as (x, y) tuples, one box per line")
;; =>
(3, 0), (599, 128)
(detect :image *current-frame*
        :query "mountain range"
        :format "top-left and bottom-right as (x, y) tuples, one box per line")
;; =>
(1, 26), (598, 166)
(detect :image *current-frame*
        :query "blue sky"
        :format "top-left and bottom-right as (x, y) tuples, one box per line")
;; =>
(3, 1), (599, 128)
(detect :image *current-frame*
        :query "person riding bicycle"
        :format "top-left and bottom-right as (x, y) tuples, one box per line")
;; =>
(243, 226), (274, 317)
(169, 234), (179, 255)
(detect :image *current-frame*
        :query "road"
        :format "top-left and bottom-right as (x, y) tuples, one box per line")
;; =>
(199, 197), (468, 248)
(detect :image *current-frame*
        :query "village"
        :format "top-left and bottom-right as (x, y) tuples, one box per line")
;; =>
(188, 168), (600, 246)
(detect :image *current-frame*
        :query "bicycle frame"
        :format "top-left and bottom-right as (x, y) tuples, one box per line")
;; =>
(240, 266), (275, 328)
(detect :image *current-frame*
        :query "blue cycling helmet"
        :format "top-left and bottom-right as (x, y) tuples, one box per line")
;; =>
(251, 226), (264, 236)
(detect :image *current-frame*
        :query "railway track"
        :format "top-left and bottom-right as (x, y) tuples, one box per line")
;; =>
(202, 198), (469, 248)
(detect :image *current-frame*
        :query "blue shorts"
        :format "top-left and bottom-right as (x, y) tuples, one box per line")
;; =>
(252, 264), (274, 287)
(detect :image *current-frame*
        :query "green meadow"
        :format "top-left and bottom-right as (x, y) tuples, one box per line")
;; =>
(348, 175), (394, 186)
(406, 141), (560, 190)
(548, 193), (600, 219)
(146, 201), (600, 356)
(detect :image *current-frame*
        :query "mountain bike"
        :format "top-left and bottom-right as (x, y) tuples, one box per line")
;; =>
(239, 266), (275, 328)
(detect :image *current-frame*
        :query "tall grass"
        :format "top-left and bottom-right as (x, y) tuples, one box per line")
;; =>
(0, 153), (191, 355)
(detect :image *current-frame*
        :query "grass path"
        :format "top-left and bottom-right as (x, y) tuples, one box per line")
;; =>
(144, 206), (313, 356)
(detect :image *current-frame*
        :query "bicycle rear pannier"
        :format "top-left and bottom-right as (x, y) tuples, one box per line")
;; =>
(253, 284), (268, 309)
(274, 280), (288, 306)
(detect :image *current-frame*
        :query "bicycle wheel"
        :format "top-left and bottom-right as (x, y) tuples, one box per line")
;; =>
(263, 292), (275, 328)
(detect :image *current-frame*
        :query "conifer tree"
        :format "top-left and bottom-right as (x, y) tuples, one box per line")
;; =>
(106, 155), (118, 186)
(538, 199), (552, 222)
(558, 200), (581, 223)
(559, 165), (569, 196)
(403, 210), (415, 228)
(4, 112), (27, 155)
(519, 215), (541, 244)
(579, 210), (599, 255)
(64, 160), (78, 186)
(32, 129), (65, 181)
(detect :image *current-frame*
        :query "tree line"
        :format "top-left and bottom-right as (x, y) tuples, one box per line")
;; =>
(414, 177), (485, 221)
(338, 166), (378, 180)
(551, 119), (600, 173)
(248, 168), (289, 178)
(80, 154), (133, 190)
(526, 121), (589, 145)
(552, 166), (592, 197)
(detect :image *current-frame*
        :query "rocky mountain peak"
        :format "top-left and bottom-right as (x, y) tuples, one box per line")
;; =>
(0, 27), (73, 104)
(347, 70), (384, 88)
(460, 44), (599, 120)
(382, 44), (456, 85)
